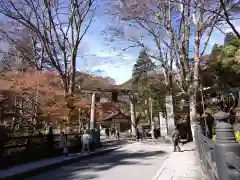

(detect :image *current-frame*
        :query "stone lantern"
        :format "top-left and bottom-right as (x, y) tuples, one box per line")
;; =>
(213, 110), (240, 180)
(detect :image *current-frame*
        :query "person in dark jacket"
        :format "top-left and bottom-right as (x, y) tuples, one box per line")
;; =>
(0, 125), (7, 160)
(105, 127), (110, 139)
(172, 126), (181, 152)
(46, 127), (54, 154)
(136, 128), (140, 141)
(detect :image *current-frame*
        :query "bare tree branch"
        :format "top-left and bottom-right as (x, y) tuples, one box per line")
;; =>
(0, 0), (96, 96)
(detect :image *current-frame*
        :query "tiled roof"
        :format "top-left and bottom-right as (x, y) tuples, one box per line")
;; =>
(99, 111), (129, 122)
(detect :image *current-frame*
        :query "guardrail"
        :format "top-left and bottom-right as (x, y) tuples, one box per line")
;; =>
(195, 122), (240, 180)
(0, 131), (101, 169)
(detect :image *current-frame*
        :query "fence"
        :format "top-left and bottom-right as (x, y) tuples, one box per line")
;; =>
(0, 132), (100, 169)
(195, 122), (240, 180)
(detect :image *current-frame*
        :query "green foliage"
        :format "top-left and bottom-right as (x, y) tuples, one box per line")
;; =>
(132, 48), (156, 77)
(222, 45), (238, 57)
(211, 44), (223, 57)
(131, 48), (164, 122)
(136, 80), (165, 119)
(207, 33), (240, 89)
(236, 131), (240, 142)
(224, 32), (240, 47)
(211, 33), (240, 63)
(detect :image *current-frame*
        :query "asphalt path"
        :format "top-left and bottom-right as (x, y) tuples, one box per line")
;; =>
(27, 142), (172, 180)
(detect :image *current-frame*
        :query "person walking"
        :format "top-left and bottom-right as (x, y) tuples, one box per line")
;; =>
(172, 126), (181, 152)
(59, 131), (68, 156)
(105, 127), (110, 139)
(0, 125), (7, 162)
(139, 127), (144, 143)
(136, 128), (140, 141)
(46, 127), (54, 155)
(82, 130), (90, 153)
(111, 127), (115, 138)
(128, 129), (132, 138)
(115, 127), (120, 140)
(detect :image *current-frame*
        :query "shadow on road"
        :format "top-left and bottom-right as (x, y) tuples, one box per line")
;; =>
(28, 146), (168, 180)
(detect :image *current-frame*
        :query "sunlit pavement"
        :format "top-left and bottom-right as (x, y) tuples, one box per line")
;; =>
(26, 142), (173, 180)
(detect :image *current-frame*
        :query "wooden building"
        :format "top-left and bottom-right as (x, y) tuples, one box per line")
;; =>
(97, 111), (130, 132)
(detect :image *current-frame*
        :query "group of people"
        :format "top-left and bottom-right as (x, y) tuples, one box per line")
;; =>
(105, 127), (120, 140)
(47, 127), (100, 156)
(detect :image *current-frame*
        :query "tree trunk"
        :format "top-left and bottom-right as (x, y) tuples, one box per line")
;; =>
(78, 108), (82, 133)
(189, 93), (197, 141)
(165, 93), (175, 134)
(163, 69), (175, 135)
(189, 32), (201, 142)
(70, 55), (76, 94)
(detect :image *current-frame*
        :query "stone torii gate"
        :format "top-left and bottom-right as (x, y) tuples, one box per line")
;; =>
(81, 87), (138, 135)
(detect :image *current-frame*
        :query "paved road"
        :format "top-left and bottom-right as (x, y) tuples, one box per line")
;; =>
(27, 142), (172, 180)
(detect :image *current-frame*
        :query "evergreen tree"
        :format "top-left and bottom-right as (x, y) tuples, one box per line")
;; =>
(224, 32), (239, 46)
(132, 48), (156, 77)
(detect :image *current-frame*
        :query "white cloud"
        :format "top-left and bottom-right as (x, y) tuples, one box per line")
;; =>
(202, 19), (240, 54)
(221, 19), (240, 33)
(76, 43), (136, 84)
(91, 48), (135, 62)
(91, 63), (133, 85)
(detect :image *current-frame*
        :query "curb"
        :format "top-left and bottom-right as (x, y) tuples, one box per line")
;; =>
(0, 146), (121, 180)
(151, 156), (169, 180)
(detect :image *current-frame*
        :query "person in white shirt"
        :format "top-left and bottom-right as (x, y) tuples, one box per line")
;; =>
(82, 130), (90, 153)
(128, 129), (132, 138)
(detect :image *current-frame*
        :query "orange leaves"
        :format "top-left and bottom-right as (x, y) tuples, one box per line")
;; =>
(2, 70), (67, 119)
(4, 71), (61, 94)
(81, 75), (115, 90)
(0, 70), (120, 125)
(74, 102), (90, 109)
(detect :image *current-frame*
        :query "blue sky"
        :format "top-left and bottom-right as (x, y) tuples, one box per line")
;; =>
(76, 11), (139, 84)
(76, 5), (240, 85)
(0, 1), (239, 85)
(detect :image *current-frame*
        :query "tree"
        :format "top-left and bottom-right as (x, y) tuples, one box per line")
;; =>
(131, 49), (165, 131)
(0, 25), (42, 72)
(0, 70), (95, 133)
(1, 71), (65, 131)
(0, 0), (96, 125)
(135, 74), (165, 122)
(105, 0), (180, 133)
(200, 33), (240, 114)
(132, 48), (156, 78)
(211, 32), (240, 74)
(107, 0), (236, 141)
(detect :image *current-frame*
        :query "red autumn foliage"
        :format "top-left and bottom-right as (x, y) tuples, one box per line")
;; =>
(2, 71), (68, 121)
(0, 70), (119, 129)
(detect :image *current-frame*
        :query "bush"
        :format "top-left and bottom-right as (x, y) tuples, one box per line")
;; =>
(235, 131), (240, 142)
(212, 131), (240, 143)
